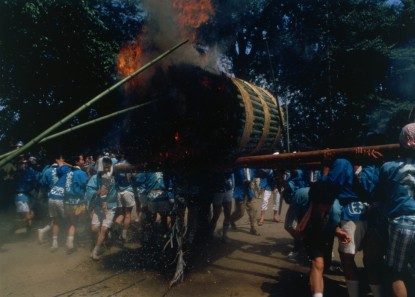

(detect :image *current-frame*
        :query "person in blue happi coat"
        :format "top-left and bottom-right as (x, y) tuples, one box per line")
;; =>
(257, 169), (283, 225)
(48, 158), (71, 251)
(283, 169), (311, 259)
(37, 153), (63, 243)
(64, 154), (88, 253)
(375, 123), (415, 297)
(352, 161), (384, 297)
(205, 170), (234, 242)
(230, 168), (259, 235)
(113, 156), (136, 242)
(133, 170), (173, 242)
(86, 157), (118, 260)
(14, 156), (39, 232)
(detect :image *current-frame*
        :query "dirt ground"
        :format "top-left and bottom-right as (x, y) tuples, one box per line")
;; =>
(0, 198), (356, 297)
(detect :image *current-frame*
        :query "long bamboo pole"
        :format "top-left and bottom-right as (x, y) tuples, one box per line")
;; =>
(235, 143), (400, 168)
(41, 101), (155, 142)
(0, 101), (155, 160)
(0, 40), (189, 168)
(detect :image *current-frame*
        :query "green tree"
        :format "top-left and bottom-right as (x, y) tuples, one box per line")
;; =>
(0, 0), (144, 152)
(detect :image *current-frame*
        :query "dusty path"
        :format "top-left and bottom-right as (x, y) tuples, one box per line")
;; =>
(0, 199), (352, 297)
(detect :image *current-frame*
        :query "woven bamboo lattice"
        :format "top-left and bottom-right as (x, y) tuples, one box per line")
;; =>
(231, 78), (284, 154)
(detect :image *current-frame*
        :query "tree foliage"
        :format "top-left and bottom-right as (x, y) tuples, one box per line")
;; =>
(0, 0), (144, 151)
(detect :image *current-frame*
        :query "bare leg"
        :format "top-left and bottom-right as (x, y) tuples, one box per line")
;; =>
(97, 226), (108, 246)
(258, 210), (265, 225)
(66, 214), (77, 252)
(259, 190), (271, 225)
(122, 207), (133, 240)
(340, 252), (359, 297)
(363, 232), (383, 297)
(25, 211), (34, 229)
(392, 280), (407, 297)
(310, 256), (324, 295)
(391, 270), (407, 297)
(222, 202), (232, 241)
(246, 199), (259, 235)
(91, 226), (108, 260)
(135, 201), (142, 222)
(51, 218), (59, 250)
(230, 201), (244, 229)
(210, 203), (222, 235)
(68, 224), (75, 237)
(273, 190), (282, 221)
(115, 211), (124, 225)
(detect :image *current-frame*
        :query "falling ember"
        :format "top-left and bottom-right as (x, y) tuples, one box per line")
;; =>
(172, 0), (214, 40)
(117, 42), (143, 77)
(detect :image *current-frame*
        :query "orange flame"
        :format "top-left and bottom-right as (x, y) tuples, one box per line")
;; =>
(172, 0), (214, 40)
(116, 42), (143, 77)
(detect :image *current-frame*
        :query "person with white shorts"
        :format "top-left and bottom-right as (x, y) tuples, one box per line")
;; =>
(91, 207), (115, 229)
(13, 158), (38, 232)
(257, 169), (282, 225)
(86, 157), (119, 260)
(48, 164), (72, 251)
(37, 155), (63, 244)
(333, 161), (374, 297)
(114, 190), (135, 240)
(114, 160), (136, 242)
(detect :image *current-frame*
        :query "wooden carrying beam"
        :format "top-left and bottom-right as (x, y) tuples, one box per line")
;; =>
(235, 143), (400, 168)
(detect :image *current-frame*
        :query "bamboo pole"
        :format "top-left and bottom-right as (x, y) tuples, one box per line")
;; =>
(42, 101), (156, 143)
(0, 40), (189, 168)
(235, 143), (400, 168)
(0, 101), (156, 160)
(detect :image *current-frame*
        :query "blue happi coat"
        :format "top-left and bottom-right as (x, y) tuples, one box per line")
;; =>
(357, 165), (380, 200)
(323, 159), (364, 221)
(65, 167), (88, 205)
(133, 171), (175, 208)
(233, 168), (255, 201)
(85, 173), (118, 209)
(257, 169), (275, 191)
(377, 158), (415, 219)
(48, 165), (71, 201)
(40, 164), (59, 191)
(284, 169), (309, 204)
(15, 166), (39, 203)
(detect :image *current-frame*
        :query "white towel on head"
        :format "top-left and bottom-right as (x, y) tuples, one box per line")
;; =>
(95, 157), (113, 177)
(400, 123), (415, 150)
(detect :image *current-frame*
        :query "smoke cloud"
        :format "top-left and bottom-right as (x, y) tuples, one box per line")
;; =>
(118, 0), (225, 77)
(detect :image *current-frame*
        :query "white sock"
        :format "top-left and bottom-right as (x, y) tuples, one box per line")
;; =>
(52, 236), (58, 248)
(369, 284), (382, 297)
(122, 229), (127, 240)
(66, 236), (74, 249)
(346, 280), (359, 297)
(313, 293), (323, 297)
(93, 245), (100, 255)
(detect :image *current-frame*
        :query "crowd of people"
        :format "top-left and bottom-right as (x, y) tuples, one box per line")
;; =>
(281, 124), (415, 297)
(1, 123), (414, 297)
